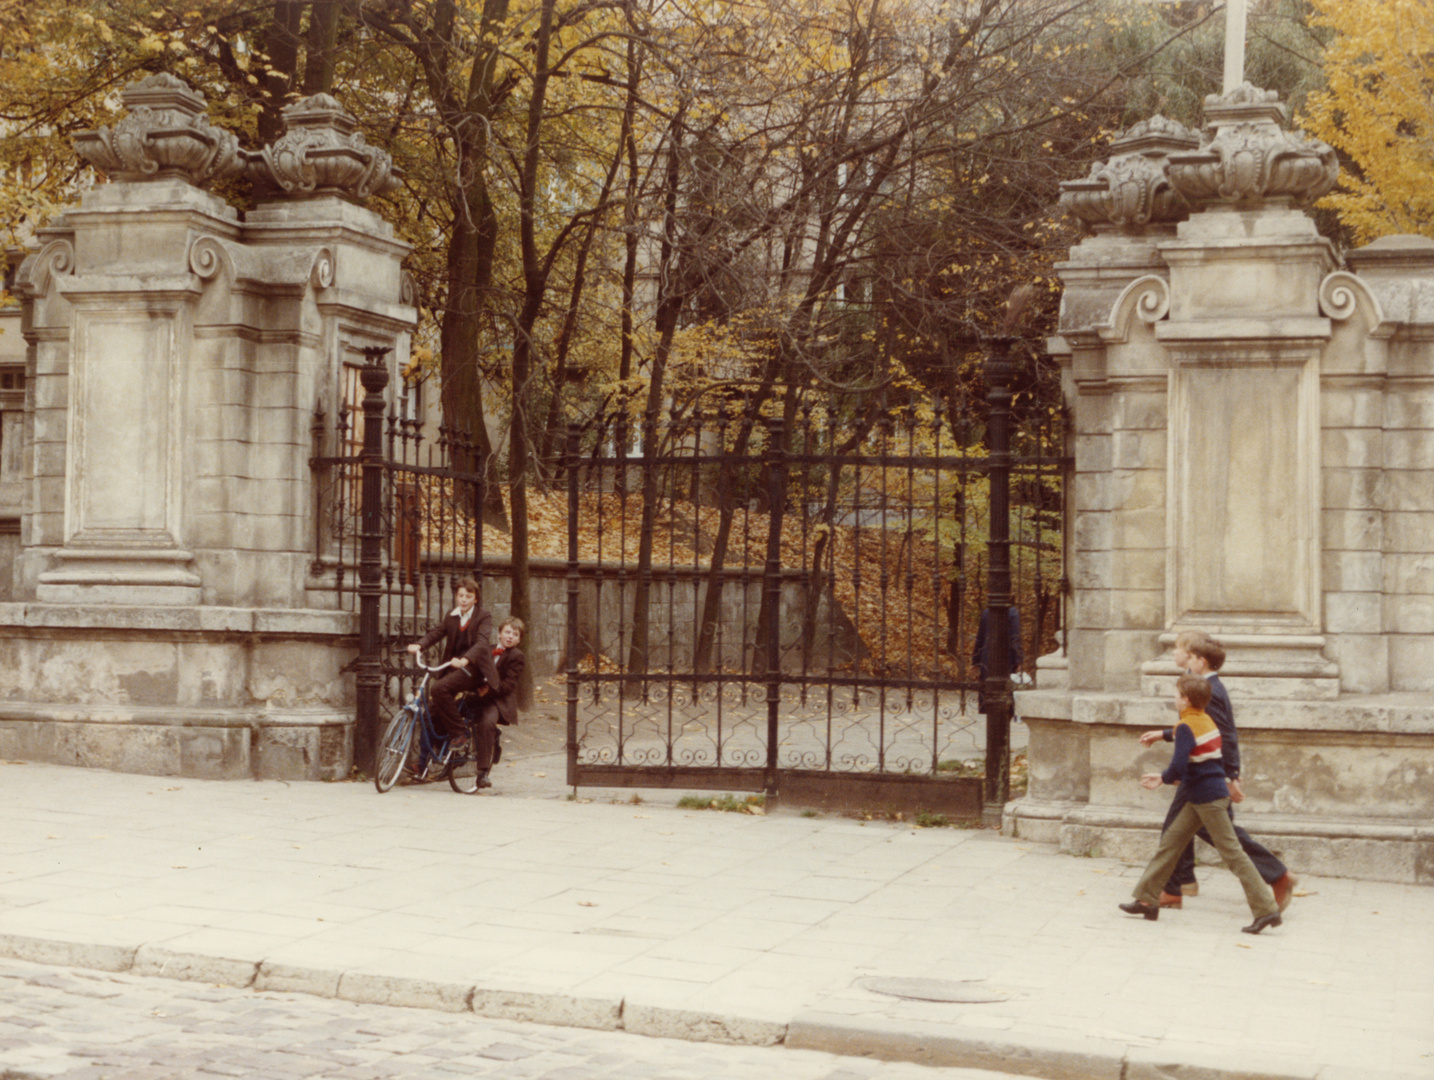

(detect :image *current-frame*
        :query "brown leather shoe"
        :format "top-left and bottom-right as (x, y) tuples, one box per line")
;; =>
(1272, 872), (1298, 912)
(1242, 912), (1282, 935)
(1158, 891), (1183, 909)
(1119, 900), (1159, 921)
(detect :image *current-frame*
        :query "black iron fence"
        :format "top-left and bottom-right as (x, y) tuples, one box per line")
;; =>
(316, 348), (1065, 810)
(563, 359), (1063, 813)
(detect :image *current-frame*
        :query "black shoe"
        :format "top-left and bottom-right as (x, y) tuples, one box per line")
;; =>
(1119, 900), (1159, 921)
(1242, 912), (1282, 935)
(476, 769), (492, 789)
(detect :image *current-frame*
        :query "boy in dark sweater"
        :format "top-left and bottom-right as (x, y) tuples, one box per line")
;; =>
(1139, 632), (1296, 910)
(1121, 674), (1282, 934)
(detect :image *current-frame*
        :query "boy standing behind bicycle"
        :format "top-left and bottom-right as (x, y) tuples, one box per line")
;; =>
(469, 617), (525, 789)
(406, 577), (500, 752)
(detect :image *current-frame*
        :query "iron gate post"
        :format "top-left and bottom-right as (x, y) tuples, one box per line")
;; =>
(982, 335), (1016, 815)
(565, 424), (581, 788)
(355, 347), (391, 771)
(762, 417), (787, 801)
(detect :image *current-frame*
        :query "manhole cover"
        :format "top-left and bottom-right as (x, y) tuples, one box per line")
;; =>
(858, 977), (1009, 1003)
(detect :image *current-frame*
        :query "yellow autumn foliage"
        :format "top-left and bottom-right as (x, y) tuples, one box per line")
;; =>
(1303, 0), (1434, 243)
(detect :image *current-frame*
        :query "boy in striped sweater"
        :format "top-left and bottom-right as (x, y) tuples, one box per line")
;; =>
(1120, 674), (1282, 934)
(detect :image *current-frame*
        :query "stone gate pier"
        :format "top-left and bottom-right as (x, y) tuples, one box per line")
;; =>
(0, 76), (413, 779)
(1009, 87), (1434, 885)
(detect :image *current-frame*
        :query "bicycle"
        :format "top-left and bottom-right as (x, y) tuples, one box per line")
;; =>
(373, 662), (489, 795)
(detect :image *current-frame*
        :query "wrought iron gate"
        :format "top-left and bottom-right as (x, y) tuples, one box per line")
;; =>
(563, 343), (1064, 814)
(310, 348), (486, 766)
(318, 346), (1063, 805)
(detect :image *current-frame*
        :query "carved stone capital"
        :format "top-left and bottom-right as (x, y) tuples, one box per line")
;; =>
(247, 94), (401, 202)
(1059, 115), (1198, 232)
(1168, 84), (1338, 207)
(71, 74), (241, 188)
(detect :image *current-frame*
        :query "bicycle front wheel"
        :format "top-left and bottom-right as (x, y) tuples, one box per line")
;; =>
(373, 706), (416, 792)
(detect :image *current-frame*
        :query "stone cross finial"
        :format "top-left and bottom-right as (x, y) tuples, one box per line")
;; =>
(1223, 0), (1248, 95)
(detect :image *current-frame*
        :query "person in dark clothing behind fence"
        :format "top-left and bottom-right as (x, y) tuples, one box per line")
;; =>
(972, 606), (1023, 713)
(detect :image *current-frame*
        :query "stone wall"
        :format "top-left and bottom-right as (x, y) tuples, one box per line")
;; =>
(0, 76), (412, 780)
(1010, 88), (1434, 885)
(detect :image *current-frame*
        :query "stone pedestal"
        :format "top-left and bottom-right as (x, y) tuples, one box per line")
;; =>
(0, 603), (355, 780)
(2, 76), (413, 780)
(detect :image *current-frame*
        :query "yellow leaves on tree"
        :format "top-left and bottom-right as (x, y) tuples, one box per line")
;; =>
(1303, 0), (1434, 243)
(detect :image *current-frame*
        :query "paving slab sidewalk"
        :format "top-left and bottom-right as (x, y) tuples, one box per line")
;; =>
(1, 759), (1430, 1080)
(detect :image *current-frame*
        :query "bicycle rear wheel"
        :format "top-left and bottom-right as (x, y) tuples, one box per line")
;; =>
(446, 750), (483, 794)
(373, 706), (416, 792)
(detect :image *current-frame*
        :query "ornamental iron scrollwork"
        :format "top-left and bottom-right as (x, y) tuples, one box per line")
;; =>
(558, 397), (1064, 800)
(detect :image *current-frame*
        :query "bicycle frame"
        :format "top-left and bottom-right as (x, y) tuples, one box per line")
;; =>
(374, 661), (456, 792)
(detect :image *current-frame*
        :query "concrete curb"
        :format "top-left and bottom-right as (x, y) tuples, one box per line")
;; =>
(623, 1002), (785, 1046)
(787, 1012), (1127, 1080)
(131, 944), (258, 987)
(336, 971), (471, 1013)
(470, 986), (622, 1031)
(0, 930), (1330, 1080)
(0, 933), (136, 974)
(253, 960), (342, 998)
(0, 932), (772, 1046)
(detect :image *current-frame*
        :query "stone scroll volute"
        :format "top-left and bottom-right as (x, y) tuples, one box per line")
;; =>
(1100, 275), (1171, 345)
(14, 238), (76, 302)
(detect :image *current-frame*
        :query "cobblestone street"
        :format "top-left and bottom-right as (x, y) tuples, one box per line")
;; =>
(0, 958), (1019, 1080)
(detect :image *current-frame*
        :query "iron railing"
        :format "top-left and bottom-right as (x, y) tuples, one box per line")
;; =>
(562, 377), (1064, 812)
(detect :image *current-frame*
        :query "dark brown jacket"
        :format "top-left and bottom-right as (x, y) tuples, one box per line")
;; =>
(488, 646), (525, 725)
(418, 607), (500, 690)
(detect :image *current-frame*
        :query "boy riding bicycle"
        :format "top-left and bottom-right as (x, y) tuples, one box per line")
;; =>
(406, 577), (500, 754)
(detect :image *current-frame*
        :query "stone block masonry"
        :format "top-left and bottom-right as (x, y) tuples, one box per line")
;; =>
(1, 76), (412, 779)
(1011, 89), (1434, 884)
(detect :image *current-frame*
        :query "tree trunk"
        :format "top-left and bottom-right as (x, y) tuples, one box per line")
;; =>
(301, 0), (340, 95)
(624, 111), (685, 691)
(615, 30), (643, 497)
(436, 0), (511, 528)
(259, 1), (304, 143)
